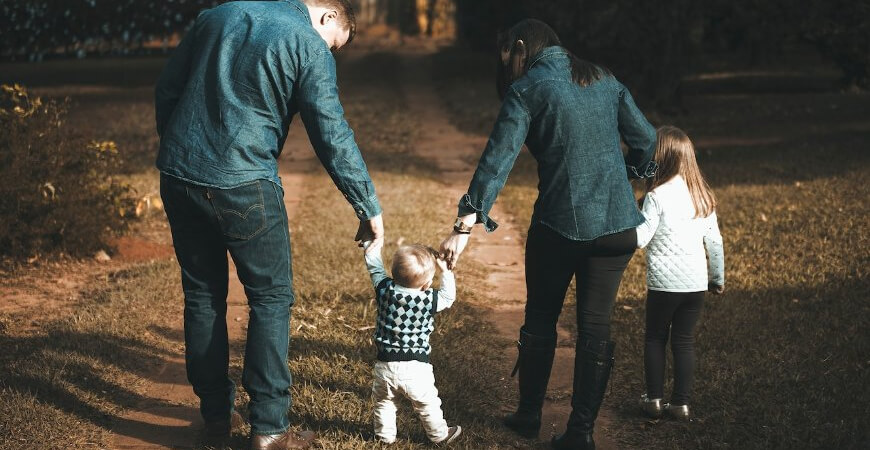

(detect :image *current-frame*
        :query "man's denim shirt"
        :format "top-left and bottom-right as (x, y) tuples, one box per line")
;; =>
(155, 0), (380, 219)
(459, 47), (657, 241)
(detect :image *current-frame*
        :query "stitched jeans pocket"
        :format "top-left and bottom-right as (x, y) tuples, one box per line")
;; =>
(212, 180), (267, 240)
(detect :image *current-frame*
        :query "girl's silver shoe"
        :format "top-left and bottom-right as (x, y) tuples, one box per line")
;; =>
(663, 403), (691, 421)
(639, 394), (663, 419)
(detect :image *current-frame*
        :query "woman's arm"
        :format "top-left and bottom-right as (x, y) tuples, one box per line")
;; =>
(617, 82), (657, 179)
(441, 87), (530, 268)
(457, 86), (532, 232)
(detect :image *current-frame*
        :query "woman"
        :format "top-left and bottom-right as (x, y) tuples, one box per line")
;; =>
(440, 19), (657, 449)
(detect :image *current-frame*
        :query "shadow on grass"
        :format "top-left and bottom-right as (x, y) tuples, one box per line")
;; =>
(606, 275), (870, 449)
(0, 328), (191, 445)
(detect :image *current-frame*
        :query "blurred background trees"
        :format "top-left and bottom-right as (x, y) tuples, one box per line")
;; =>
(0, 0), (866, 102)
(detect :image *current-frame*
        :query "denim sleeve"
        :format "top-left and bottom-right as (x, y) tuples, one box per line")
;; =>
(635, 192), (661, 248)
(154, 29), (196, 138)
(617, 82), (657, 179)
(457, 87), (531, 232)
(297, 50), (381, 220)
(704, 211), (725, 286)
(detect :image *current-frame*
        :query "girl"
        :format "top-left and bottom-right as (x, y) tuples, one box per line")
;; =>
(635, 126), (725, 421)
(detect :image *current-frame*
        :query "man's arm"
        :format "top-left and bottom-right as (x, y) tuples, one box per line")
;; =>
(155, 29), (196, 138)
(296, 49), (381, 221)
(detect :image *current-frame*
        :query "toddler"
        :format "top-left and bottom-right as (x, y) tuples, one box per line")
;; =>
(363, 241), (462, 444)
(636, 126), (725, 421)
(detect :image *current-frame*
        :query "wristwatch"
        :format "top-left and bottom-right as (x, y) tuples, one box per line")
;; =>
(453, 218), (473, 234)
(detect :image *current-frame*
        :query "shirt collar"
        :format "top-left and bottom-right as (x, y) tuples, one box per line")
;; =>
(282, 0), (311, 22)
(528, 46), (569, 69)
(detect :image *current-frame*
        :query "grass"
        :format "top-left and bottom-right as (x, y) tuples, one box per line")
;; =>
(431, 45), (870, 449)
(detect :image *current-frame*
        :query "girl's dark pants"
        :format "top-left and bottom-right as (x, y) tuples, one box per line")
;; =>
(644, 289), (704, 405)
(512, 224), (635, 442)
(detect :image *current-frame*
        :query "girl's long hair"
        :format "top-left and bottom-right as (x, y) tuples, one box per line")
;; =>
(648, 126), (717, 218)
(496, 19), (610, 99)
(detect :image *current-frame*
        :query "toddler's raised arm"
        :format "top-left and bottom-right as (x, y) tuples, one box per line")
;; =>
(363, 241), (388, 288)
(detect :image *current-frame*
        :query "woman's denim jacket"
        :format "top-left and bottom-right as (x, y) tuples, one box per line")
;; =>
(458, 46), (657, 241)
(155, 0), (380, 219)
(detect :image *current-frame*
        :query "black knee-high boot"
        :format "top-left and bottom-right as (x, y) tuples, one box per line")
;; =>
(503, 327), (557, 438)
(551, 339), (615, 450)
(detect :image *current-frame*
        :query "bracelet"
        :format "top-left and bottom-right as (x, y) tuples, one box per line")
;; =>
(453, 218), (473, 234)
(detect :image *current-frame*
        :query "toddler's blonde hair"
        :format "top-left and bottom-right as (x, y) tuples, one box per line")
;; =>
(392, 244), (437, 289)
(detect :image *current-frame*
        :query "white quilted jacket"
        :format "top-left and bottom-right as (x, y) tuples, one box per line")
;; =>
(636, 176), (725, 292)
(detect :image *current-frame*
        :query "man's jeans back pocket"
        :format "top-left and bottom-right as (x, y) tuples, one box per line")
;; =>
(212, 180), (267, 240)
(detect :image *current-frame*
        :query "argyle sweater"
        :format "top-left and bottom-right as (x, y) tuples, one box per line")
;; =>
(364, 250), (456, 363)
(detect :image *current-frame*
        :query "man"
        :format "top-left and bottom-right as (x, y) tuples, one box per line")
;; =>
(154, 1), (383, 448)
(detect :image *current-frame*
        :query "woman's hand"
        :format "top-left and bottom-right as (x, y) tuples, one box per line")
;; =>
(440, 231), (470, 270)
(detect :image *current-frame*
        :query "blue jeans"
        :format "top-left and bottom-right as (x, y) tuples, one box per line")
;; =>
(160, 174), (294, 435)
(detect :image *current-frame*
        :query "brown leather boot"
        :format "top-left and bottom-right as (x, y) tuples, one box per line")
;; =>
(250, 429), (317, 450)
(202, 411), (246, 448)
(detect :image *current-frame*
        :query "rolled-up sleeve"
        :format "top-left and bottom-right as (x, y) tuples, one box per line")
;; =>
(297, 50), (381, 219)
(617, 82), (657, 179)
(457, 87), (531, 232)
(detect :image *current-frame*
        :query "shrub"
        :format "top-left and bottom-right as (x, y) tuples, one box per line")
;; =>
(0, 84), (132, 260)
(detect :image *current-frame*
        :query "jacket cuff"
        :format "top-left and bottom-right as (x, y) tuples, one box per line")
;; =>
(626, 160), (658, 179)
(457, 193), (498, 232)
(352, 194), (382, 220)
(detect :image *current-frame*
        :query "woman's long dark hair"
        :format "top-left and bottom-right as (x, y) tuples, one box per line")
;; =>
(496, 19), (610, 99)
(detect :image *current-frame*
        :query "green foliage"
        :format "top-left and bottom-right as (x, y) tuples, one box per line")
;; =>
(0, 0), (225, 61)
(0, 84), (132, 259)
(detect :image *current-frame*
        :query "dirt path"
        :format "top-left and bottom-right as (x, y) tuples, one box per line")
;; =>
(110, 123), (317, 448)
(395, 44), (619, 449)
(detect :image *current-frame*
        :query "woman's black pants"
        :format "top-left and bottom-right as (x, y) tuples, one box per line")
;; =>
(644, 289), (704, 405)
(523, 225), (636, 343)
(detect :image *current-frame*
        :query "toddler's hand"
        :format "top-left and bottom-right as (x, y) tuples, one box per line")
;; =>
(434, 255), (450, 273)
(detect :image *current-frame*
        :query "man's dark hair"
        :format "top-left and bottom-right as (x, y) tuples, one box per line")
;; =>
(304, 0), (357, 46)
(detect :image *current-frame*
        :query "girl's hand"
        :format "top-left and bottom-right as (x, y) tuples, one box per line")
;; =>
(440, 231), (470, 270)
(708, 283), (725, 295)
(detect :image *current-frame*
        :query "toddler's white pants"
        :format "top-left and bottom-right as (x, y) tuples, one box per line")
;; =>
(372, 360), (448, 443)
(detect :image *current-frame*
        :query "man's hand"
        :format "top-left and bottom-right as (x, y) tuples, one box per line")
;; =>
(356, 214), (384, 249)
